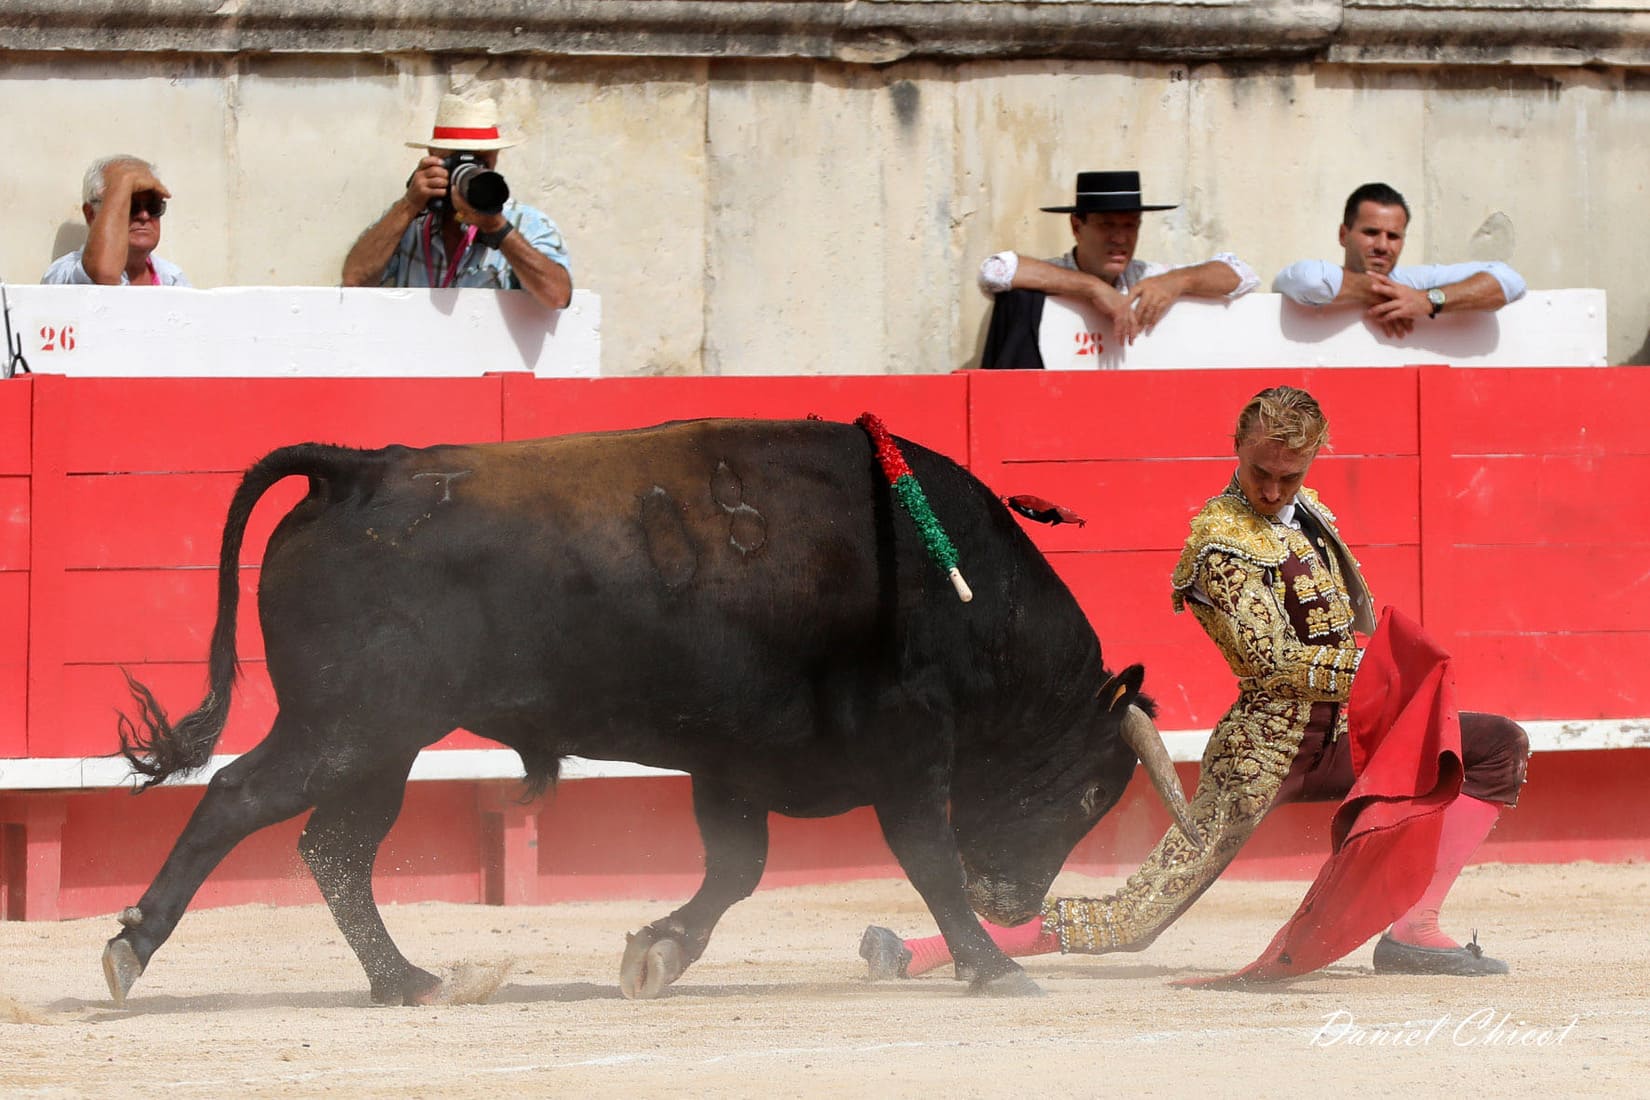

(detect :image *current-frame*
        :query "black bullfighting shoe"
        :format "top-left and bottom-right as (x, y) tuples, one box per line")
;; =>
(859, 925), (913, 980)
(1373, 932), (1510, 976)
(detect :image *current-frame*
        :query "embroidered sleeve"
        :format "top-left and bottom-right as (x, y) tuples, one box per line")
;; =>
(1189, 549), (1361, 701)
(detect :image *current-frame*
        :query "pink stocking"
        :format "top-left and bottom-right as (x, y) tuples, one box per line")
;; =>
(1389, 794), (1504, 949)
(903, 916), (1061, 977)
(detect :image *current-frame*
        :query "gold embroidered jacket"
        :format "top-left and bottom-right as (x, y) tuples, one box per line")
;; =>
(1044, 482), (1377, 954)
(1172, 483), (1373, 709)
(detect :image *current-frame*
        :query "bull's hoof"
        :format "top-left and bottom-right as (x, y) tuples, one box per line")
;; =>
(968, 967), (1044, 998)
(859, 925), (912, 981)
(371, 967), (444, 1007)
(619, 928), (686, 1000)
(102, 938), (144, 1007)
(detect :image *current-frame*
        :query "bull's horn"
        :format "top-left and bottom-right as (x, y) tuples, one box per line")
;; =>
(1121, 704), (1204, 850)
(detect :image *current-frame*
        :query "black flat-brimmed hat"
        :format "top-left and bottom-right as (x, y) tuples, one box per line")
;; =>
(1040, 171), (1177, 214)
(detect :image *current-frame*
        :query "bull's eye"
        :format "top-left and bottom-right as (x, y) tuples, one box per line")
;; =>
(1080, 784), (1101, 816)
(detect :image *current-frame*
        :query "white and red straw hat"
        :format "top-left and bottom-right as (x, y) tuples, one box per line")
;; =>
(405, 94), (522, 151)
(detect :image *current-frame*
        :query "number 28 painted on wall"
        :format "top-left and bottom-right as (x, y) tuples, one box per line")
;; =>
(1073, 330), (1104, 356)
(37, 324), (77, 352)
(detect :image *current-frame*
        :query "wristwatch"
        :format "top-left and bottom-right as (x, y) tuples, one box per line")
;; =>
(476, 222), (515, 250)
(1426, 288), (1446, 318)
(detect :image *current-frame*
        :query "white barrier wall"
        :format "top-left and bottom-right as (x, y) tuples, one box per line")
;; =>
(1, 719), (1640, 792)
(4, 285), (1602, 379)
(1036, 289), (1608, 370)
(1036, 290), (1603, 372)
(3, 286), (601, 378)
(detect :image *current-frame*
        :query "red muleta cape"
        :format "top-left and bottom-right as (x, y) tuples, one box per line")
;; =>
(1184, 605), (1464, 986)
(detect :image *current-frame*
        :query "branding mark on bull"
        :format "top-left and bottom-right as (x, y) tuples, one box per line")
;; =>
(712, 460), (767, 555)
(411, 470), (473, 503)
(640, 485), (698, 592)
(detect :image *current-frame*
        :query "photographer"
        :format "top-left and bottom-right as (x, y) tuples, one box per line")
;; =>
(342, 94), (572, 310)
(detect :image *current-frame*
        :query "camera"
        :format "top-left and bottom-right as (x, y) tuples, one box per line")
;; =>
(430, 152), (510, 217)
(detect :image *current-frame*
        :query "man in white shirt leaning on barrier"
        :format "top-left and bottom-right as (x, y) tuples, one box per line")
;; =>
(976, 170), (1259, 369)
(1272, 182), (1526, 340)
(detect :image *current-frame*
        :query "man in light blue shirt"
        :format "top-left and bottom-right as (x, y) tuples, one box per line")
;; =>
(42, 156), (191, 287)
(342, 94), (571, 311)
(1273, 182), (1525, 339)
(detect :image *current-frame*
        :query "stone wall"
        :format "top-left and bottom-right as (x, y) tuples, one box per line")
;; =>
(4, 1), (1648, 371)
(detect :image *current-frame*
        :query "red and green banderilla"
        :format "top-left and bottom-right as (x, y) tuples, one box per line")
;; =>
(855, 412), (973, 603)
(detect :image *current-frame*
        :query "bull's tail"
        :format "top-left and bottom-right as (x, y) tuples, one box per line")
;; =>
(118, 443), (359, 789)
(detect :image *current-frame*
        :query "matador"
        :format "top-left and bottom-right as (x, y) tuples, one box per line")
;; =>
(862, 385), (1529, 980)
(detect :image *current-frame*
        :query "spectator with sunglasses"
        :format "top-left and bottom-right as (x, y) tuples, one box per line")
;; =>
(43, 155), (189, 287)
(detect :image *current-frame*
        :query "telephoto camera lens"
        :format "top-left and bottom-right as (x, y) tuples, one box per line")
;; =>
(448, 157), (510, 217)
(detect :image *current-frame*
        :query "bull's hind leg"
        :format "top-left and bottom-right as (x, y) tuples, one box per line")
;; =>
(297, 754), (438, 1005)
(873, 792), (1040, 997)
(620, 779), (768, 999)
(102, 729), (317, 1005)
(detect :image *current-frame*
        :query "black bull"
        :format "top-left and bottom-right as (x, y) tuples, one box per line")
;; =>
(103, 417), (1188, 1003)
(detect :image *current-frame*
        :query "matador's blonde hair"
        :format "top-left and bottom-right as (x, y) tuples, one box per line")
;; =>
(1233, 385), (1330, 453)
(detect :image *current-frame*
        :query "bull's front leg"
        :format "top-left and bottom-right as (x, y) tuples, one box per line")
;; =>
(873, 794), (1041, 997)
(619, 779), (768, 999)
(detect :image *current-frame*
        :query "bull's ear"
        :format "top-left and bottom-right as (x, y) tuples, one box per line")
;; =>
(1096, 663), (1146, 713)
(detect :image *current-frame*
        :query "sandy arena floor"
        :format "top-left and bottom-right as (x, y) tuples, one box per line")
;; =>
(1, 862), (1645, 1098)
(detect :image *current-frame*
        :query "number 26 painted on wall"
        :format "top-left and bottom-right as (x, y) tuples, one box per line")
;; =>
(37, 324), (77, 352)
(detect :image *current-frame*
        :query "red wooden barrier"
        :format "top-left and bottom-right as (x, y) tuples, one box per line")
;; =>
(25, 375), (506, 758)
(1421, 366), (1650, 717)
(498, 372), (971, 460)
(3, 368), (1648, 922)
(0, 382), (30, 759)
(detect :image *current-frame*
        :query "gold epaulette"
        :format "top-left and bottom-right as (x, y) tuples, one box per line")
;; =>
(1296, 486), (1334, 524)
(1171, 493), (1285, 612)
